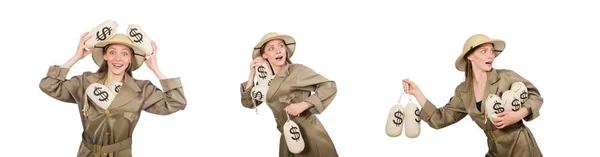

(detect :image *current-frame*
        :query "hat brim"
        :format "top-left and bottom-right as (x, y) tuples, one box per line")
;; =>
(92, 40), (146, 71)
(455, 39), (505, 72)
(252, 35), (296, 60)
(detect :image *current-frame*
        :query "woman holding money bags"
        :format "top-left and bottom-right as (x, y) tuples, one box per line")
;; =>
(239, 32), (339, 157)
(402, 34), (543, 157)
(39, 22), (187, 157)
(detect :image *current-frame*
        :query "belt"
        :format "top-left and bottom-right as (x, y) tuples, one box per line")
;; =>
(484, 121), (524, 140)
(82, 137), (132, 157)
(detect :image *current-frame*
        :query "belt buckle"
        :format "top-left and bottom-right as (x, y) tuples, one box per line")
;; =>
(93, 144), (102, 156)
(486, 131), (496, 140)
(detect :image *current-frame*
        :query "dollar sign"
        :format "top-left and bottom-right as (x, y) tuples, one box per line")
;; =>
(512, 99), (521, 111)
(393, 110), (403, 127)
(257, 66), (267, 79)
(414, 108), (421, 122)
(93, 87), (109, 102)
(96, 27), (112, 41)
(290, 126), (301, 141)
(115, 85), (121, 93)
(129, 28), (144, 43)
(252, 91), (263, 100)
(493, 101), (504, 114)
(520, 91), (528, 100)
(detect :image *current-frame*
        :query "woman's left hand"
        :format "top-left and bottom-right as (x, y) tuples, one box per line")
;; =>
(492, 108), (529, 129)
(285, 102), (313, 116)
(144, 41), (159, 72)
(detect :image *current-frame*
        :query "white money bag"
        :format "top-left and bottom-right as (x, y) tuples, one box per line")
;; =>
(501, 90), (521, 112)
(385, 104), (405, 137)
(251, 61), (274, 102)
(85, 20), (118, 47)
(510, 82), (528, 105)
(386, 92), (411, 137)
(404, 97), (421, 138)
(283, 114), (305, 154)
(127, 24), (153, 56)
(484, 94), (503, 120)
(85, 83), (118, 110)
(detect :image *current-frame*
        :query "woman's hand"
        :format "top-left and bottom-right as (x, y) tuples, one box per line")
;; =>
(144, 41), (166, 80)
(402, 79), (427, 107)
(492, 108), (529, 129)
(245, 57), (265, 90)
(62, 32), (93, 68)
(284, 102), (313, 116)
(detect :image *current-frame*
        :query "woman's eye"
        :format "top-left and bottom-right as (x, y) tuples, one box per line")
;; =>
(279, 44), (284, 48)
(110, 51), (115, 55)
(121, 52), (128, 56)
(269, 47), (273, 51)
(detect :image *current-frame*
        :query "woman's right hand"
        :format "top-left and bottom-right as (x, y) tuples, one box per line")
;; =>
(402, 79), (427, 107)
(245, 57), (265, 90)
(61, 32), (93, 69)
(74, 32), (93, 61)
(249, 57), (265, 77)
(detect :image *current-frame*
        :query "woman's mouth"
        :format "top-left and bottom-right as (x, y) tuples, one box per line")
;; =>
(112, 63), (124, 69)
(275, 56), (284, 61)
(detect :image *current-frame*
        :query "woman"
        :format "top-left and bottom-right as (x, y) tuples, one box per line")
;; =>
(402, 34), (543, 157)
(240, 32), (338, 157)
(39, 32), (187, 157)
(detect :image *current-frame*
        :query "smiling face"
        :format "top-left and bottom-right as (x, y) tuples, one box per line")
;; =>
(467, 43), (496, 72)
(261, 39), (288, 67)
(103, 44), (133, 76)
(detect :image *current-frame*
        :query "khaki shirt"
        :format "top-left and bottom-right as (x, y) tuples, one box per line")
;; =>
(40, 66), (187, 157)
(420, 69), (543, 157)
(240, 64), (339, 157)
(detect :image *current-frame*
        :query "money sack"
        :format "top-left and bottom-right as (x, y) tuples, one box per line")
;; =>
(85, 20), (118, 47)
(385, 104), (405, 137)
(85, 82), (121, 110)
(510, 82), (528, 105)
(251, 61), (274, 102)
(484, 94), (503, 120)
(283, 114), (305, 154)
(404, 98), (421, 138)
(127, 24), (152, 56)
(501, 90), (521, 112)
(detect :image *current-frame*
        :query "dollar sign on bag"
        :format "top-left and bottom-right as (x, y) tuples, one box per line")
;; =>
(520, 91), (528, 100)
(93, 87), (109, 102)
(290, 126), (301, 141)
(96, 27), (112, 41)
(493, 101), (504, 114)
(257, 66), (267, 79)
(393, 110), (403, 127)
(511, 99), (521, 111)
(414, 109), (421, 122)
(252, 91), (263, 100)
(129, 28), (143, 43)
(115, 85), (121, 93)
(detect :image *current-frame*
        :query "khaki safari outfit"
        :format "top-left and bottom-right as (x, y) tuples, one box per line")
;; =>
(39, 34), (187, 157)
(420, 34), (543, 157)
(240, 32), (339, 157)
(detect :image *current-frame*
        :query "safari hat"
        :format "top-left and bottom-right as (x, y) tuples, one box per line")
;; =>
(455, 34), (505, 71)
(252, 32), (296, 60)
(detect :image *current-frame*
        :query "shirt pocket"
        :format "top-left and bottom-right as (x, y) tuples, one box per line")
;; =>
(123, 111), (139, 123)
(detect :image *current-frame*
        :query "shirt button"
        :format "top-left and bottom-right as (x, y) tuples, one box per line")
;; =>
(105, 110), (110, 115)
(105, 132), (110, 136)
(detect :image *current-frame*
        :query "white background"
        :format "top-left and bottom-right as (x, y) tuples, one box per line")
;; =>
(0, 0), (598, 156)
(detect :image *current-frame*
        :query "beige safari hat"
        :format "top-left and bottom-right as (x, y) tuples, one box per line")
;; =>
(455, 34), (506, 71)
(92, 34), (149, 71)
(252, 32), (296, 60)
